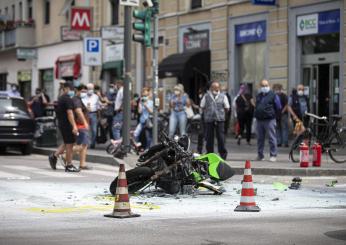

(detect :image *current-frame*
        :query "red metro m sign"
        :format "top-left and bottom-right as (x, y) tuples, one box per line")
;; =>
(70, 7), (92, 31)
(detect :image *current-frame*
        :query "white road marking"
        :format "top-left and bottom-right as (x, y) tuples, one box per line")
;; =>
(81, 170), (117, 177)
(3, 165), (82, 178)
(0, 170), (30, 180)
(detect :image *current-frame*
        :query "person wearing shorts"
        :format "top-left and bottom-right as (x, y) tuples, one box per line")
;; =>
(49, 82), (79, 172)
(73, 84), (92, 170)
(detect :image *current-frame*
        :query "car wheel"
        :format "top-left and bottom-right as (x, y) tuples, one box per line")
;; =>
(21, 143), (32, 155)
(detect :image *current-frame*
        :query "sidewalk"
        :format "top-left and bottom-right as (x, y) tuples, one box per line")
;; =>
(33, 136), (346, 176)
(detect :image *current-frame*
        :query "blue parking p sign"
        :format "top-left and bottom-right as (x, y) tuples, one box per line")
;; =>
(86, 39), (99, 52)
(84, 37), (102, 66)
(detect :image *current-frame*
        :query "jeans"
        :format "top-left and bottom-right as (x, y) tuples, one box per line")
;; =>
(169, 111), (187, 137)
(88, 112), (97, 147)
(133, 122), (152, 149)
(276, 113), (288, 146)
(112, 112), (123, 140)
(256, 118), (277, 158)
(204, 121), (228, 160)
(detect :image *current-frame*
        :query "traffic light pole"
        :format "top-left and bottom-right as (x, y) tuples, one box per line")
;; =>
(122, 6), (132, 151)
(152, 13), (159, 144)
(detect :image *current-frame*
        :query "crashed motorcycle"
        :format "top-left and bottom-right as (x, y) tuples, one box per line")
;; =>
(109, 132), (235, 195)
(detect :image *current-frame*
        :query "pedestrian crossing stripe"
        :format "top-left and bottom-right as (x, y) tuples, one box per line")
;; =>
(0, 170), (30, 180)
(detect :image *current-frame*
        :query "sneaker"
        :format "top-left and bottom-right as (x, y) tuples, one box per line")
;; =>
(255, 156), (264, 161)
(65, 164), (80, 172)
(49, 153), (57, 170)
(269, 156), (277, 162)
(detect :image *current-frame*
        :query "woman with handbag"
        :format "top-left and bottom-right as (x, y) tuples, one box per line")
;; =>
(168, 84), (191, 137)
(133, 87), (153, 149)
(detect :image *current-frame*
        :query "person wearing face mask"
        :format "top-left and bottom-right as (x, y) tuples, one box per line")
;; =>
(82, 83), (101, 149)
(200, 81), (230, 160)
(72, 84), (91, 170)
(254, 79), (282, 162)
(7, 84), (21, 97)
(287, 84), (309, 128)
(273, 84), (289, 148)
(133, 87), (153, 149)
(49, 82), (79, 172)
(104, 82), (117, 140)
(168, 84), (191, 137)
(113, 80), (124, 140)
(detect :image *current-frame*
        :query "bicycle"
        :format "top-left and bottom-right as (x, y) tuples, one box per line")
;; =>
(289, 112), (346, 163)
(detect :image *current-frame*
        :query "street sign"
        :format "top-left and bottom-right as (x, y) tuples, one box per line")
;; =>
(70, 7), (92, 31)
(120, 0), (139, 7)
(16, 48), (37, 60)
(83, 37), (102, 66)
(104, 44), (124, 63)
(101, 26), (124, 41)
(251, 0), (276, 5)
(61, 26), (82, 41)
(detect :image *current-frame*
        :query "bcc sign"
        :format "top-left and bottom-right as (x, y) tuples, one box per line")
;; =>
(71, 7), (92, 31)
(84, 37), (102, 66)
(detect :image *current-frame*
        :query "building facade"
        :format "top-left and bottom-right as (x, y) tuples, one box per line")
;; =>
(155, 0), (346, 118)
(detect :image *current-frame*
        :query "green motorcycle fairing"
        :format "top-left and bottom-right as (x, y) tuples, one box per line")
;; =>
(194, 153), (225, 180)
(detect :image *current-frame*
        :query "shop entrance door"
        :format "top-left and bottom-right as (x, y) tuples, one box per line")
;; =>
(302, 63), (340, 117)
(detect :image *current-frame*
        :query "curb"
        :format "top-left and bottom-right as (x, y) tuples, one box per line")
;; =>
(33, 147), (346, 176)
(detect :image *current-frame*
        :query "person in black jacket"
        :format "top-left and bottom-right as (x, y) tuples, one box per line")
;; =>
(287, 84), (309, 127)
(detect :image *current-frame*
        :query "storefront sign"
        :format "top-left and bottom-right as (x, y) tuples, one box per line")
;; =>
(297, 10), (340, 36)
(70, 7), (92, 31)
(120, 0), (139, 7)
(101, 26), (124, 41)
(17, 70), (32, 81)
(61, 26), (82, 41)
(183, 29), (209, 52)
(104, 44), (124, 63)
(16, 48), (37, 60)
(59, 61), (74, 77)
(235, 20), (266, 44)
(251, 0), (276, 6)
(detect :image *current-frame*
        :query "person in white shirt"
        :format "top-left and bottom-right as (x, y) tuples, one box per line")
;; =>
(112, 80), (124, 140)
(7, 84), (21, 97)
(200, 81), (230, 160)
(82, 83), (101, 149)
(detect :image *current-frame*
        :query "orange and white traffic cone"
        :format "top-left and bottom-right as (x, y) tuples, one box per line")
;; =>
(104, 163), (140, 218)
(234, 160), (260, 212)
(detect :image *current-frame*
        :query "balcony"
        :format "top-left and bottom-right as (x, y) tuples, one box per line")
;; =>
(0, 20), (35, 51)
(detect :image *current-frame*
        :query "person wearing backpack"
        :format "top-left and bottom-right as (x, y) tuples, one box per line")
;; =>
(254, 79), (282, 162)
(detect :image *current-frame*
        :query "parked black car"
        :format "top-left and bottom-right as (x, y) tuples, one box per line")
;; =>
(0, 93), (35, 155)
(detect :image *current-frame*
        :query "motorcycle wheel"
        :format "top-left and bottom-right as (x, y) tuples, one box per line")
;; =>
(109, 167), (155, 195)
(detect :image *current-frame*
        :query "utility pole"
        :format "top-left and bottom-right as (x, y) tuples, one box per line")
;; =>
(122, 6), (132, 151)
(152, 4), (159, 144)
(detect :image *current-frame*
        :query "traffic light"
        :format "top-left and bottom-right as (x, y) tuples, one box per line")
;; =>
(151, 0), (159, 15)
(132, 9), (151, 47)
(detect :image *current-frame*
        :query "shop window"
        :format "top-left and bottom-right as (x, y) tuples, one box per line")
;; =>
(28, 0), (33, 20)
(19, 2), (23, 21)
(0, 74), (7, 90)
(40, 69), (54, 100)
(301, 33), (339, 55)
(44, 0), (50, 24)
(191, 0), (202, 9)
(110, 0), (119, 25)
(238, 42), (266, 94)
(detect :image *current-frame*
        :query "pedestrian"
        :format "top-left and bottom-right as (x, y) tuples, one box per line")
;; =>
(113, 80), (124, 140)
(287, 84), (309, 127)
(273, 84), (289, 147)
(73, 84), (92, 170)
(133, 87), (153, 149)
(131, 93), (140, 121)
(254, 79), (282, 162)
(200, 81), (230, 160)
(194, 87), (205, 154)
(221, 85), (232, 136)
(7, 84), (21, 97)
(168, 84), (191, 137)
(48, 82), (79, 172)
(235, 84), (255, 145)
(82, 83), (101, 149)
(105, 82), (117, 140)
(28, 88), (50, 118)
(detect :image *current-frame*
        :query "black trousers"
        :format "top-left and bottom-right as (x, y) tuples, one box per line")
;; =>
(197, 121), (204, 154)
(237, 112), (253, 142)
(205, 121), (228, 160)
(107, 115), (114, 140)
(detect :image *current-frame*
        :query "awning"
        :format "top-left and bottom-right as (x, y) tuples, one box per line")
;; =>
(158, 49), (210, 80)
(55, 53), (81, 79)
(100, 60), (123, 79)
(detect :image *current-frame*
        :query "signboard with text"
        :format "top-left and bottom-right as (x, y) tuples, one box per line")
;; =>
(235, 20), (266, 44)
(70, 7), (92, 31)
(83, 37), (102, 66)
(104, 44), (124, 63)
(61, 26), (82, 41)
(101, 26), (124, 41)
(251, 0), (276, 5)
(297, 9), (340, 36)
(16, 48), (37, 60)
(120, 0), (139, 7)
(183, 30), (209, 52)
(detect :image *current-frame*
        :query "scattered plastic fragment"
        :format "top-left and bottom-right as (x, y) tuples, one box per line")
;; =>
(271, 197), (279, 201)
(272, 182), (288, 191)
(326, 180), (338, 187)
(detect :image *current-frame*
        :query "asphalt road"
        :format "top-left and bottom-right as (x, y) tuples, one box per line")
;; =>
(0, 153), (346, 245)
